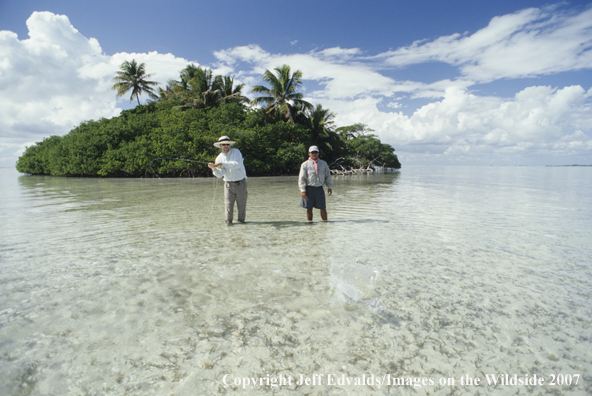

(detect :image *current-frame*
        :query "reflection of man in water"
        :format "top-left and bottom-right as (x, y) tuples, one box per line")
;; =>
(298, 146), (332, 221)
(208, 136), (248, 224)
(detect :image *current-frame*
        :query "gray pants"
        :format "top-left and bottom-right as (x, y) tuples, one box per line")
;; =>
(224, 179), (247, 223)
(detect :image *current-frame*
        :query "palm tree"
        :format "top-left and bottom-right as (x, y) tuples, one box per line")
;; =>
(303, 104), (339, 153)
(216, 76), (250, 106)
(251, 64), (313, 123)
(161, 64), (250, 109)
(157, 80), (180, 100)
(190, 66), (219, 108)
(111, 60), (159, 105)
(171, 64), (220, 109)
(180, 63), (201, 81)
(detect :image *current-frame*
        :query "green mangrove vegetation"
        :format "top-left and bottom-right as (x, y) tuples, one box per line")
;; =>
(16, 63), (401, 177)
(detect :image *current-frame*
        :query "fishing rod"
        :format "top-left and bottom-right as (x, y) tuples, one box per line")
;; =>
(149, 157), (211, 179)
(149, 157), (221, 222)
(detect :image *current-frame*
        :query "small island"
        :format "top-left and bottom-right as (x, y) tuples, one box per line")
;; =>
(16, 63), (401, 177)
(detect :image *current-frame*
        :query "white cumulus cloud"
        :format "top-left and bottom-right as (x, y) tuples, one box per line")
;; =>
(0, 11), (193, 168)
(377, 5), (592, 82)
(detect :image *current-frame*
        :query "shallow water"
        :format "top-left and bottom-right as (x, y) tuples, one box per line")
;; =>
(1, 166), (591, 395)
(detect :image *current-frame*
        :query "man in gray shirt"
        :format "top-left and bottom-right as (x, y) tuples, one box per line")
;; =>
(298, 146), (332, 221)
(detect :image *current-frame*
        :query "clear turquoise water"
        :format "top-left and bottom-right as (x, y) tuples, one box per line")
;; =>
(1, 166), (591, 395)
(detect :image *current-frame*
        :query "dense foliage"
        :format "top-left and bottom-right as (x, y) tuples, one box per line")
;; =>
(17, 65), (401, 177)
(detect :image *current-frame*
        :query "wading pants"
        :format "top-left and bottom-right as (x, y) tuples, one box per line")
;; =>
(224, 179), (247, 223)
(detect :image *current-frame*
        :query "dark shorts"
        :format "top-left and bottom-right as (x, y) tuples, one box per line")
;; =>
(300, 186), (326, 210)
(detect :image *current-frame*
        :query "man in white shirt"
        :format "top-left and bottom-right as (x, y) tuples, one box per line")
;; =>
(208, 136), (248, 224)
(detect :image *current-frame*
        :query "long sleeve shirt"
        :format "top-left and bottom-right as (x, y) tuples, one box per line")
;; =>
(298, 159), (332, 193)
(212, 148), (247, 182)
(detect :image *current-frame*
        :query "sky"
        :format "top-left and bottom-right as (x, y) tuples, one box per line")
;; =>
(1, 0), (592, 168)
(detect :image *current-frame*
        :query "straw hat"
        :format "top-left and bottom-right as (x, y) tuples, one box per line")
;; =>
(214, 136), (236, 148)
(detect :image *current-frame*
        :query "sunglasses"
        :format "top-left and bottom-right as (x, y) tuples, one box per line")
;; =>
(221, 144), (230, 146)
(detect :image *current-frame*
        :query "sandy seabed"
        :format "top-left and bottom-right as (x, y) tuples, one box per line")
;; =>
(1, 167), (591, 395)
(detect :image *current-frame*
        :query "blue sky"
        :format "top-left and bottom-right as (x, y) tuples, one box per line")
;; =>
(1, 0), (591, 168)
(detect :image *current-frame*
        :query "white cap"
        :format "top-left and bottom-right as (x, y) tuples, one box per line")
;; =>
(308, 146), (319, 152)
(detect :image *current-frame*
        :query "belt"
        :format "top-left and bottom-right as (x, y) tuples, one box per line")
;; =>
(226, 179), (245, 183)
